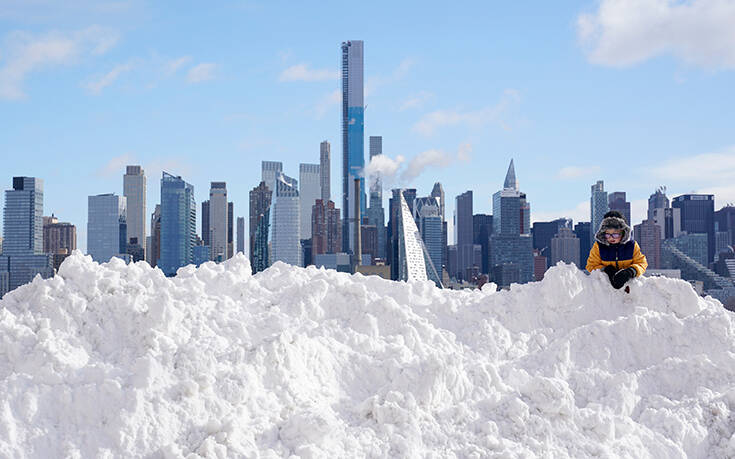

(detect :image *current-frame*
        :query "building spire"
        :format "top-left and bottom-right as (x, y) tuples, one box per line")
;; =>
(504, 159), (518, 190)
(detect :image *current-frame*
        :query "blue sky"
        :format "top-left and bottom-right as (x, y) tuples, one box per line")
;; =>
(2, 0), (735, 253)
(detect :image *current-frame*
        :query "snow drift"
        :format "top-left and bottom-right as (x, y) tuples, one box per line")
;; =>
(0, 251), (734, 458)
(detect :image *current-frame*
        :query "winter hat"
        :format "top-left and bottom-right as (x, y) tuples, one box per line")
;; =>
(595, 210), (631, 245)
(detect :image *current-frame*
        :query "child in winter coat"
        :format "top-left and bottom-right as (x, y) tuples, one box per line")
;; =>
(586, 210), (648, 289)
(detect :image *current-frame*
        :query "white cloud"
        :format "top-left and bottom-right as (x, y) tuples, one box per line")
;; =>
(279, 63), (337, 82)
(556, 165), (601, 179)
(412, 89), (521, 136)
(163, 56), (192, 76)
(314, 89), (341, 119)
(0, 26), (119, 100)
(96, 153), (134, 177)
(399, 91), (433, 111)
(186, 63), (216, 83)
(577, 0), (735, 69)
(364, 144), (472, 186)
(84, 62), (134, 94)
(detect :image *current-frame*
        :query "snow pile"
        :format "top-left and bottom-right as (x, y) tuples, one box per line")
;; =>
(1, 252), (734, 458)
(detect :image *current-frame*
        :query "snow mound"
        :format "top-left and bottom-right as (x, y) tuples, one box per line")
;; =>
(1, 252), (734, 458)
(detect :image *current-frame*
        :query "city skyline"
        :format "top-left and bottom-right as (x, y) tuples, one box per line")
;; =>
(2, 2), (735, 254)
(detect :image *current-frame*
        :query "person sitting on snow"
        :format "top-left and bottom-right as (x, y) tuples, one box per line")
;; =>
(586, 210), (648, 289)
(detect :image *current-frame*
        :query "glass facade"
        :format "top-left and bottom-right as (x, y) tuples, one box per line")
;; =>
(299, 164), (321, 239)
(159, 172), (196, 276)
(673, 194), (715, 263)
(123, 165), (146, 259)
(87, 194), (127, 263)
(590, 180), (608, 245)
(270, 173), (301, 266)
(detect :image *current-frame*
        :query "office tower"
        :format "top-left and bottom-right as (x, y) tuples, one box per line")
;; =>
(490, 161), (533, 286)
(261, 161), (283, 192)
(574, 222), (591, 269)
(299, 163), (321, 239)
(550, 227), (581, 266)
(159, 172), (196, 276)
(312, 199), (342, 255)
(590, 180), (608, 245)
(271, 173), (301, 266)
(533, 251), (547, 281)
(520, 193), (531, 235)
(87, 193), (127, 263)
(228, 202), (234, 259)
(396, 190), (442, 287)
(43, 215), (77, 254)
(341, 40), (366, 253)
(715, 205), (735, 247)
(126, 237), (144, 263)
(0, 177), (54, 297)
(652, 207), (681, 240)
(673, 194), (715, 263)
(208, 182), (228, 262)
(0, 237), (3, 254)
(237, 217), (245, 254)
(320, 141), (331, 202)
(193, 244), (210, 267)
(431, 182), (447, 272)
(473, 214), (493, 274)
(608, 192), (631, 227)
(414, 197), (443, 280)
(249, 181), (272, 270)
(453, 190), (474, 280)
(201, 200), (210, 247)
(532, 218), (572, 266)
(648, 187), (669, 220)
(360, 223), (378, 263)
(149, 205), (161, 267)
(368, 136), (386, 260)
(123, 165), (146, 259)
(634, 219), (662, 269)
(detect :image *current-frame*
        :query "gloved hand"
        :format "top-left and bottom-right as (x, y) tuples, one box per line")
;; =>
(603, 265), (617, 284)
(612, 267), (636, 289)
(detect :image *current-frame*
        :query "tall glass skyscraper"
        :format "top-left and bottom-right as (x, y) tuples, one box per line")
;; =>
(341, 40), (366, 254)
(299, 163), (321, 239)
(368, 136), (385, 260)
(159, 172), (196, 276)
(123, 165), (146, 258)
(320, 141), (331, 202)
(673, 194), (715, 263)
(87, 193), (127, 263)
(271, 173), (301, 266)
(590, 180), (608, 245)
(209, 182), (228, 262)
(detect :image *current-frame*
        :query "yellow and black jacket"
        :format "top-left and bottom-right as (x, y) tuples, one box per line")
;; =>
(586, 215), (648, 277)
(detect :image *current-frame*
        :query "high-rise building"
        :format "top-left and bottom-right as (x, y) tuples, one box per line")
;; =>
(312, 199), (342, 256)
(454, 190), (474, 280)
(396, 190), (442, 287)
(299, 163), (321, 239)
(262, 161), (283, 192)
(149, 205), (161, 267)
(490, 161), (533, 286)
(715, 205), (735, 247)
(368, 136), (386, 260)
(0, 177), (54, 297)
(209, 182), (228, 262)
(672, 194), (715, 263)
(228, 201), (234, 259)
(87, 193), (127, 263)
(431, 182), (447, 272)
(473, 214), (493, 274)
(341, 40), (366, 253)
(43, 215), (76, 255)
(271, 173), (301, 266)
(574, 221), (591, 269)
(249, 181), (272, 270)
(550, 227), (580, 266)
(201, 200), (210, 247)
(590, 180), (608, 246)
(123, 165), (146, 259)
(608, 191), (631, 226)
(634, 219), (662, 269)
(320, 141), (331, 202)
(159, 172), (196, 276)
(236, 217), (245, 255)
(414, 197), (443, 279)
(648, 187), (669, 220)
(532, 218), (572, 267)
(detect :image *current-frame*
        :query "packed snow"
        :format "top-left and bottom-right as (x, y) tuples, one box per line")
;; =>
(0, 251), (734, 458)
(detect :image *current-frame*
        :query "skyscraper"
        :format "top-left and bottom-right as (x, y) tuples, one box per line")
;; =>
(574, 221), (591, 269)
(299, 163), (321, 240)
(201, 200), (210, 247)
(715, 205), (735, 247)
(271, 173), (301, 266)
(262, 161), (283, 192)
(368, 136), (386, 260)
(673, 194), (715, 263)
(490, 161), (533, 286)
(608, 191), (631, 226)
(123, 165), (146, 259)
(249, 181), (272, 270)
(149, 205), (161, 267)
(312, 199), (342, 255)
(228, 201), (234, 259)
(634, 219), (662, 269)
(396, 191), (442, 287)
(431, 182), (447, 272)
(414, 197), (443, 279)
(454, 190), (474, 280)
(320, 141), (330, 202)
(43, 215), (77, 255)
(648, 187), (669, 220)
(236, 216), (245, 255)
(0, 177), (54, 297)
(209, 182), (228, 262)
(159, 172), (196, 276)
(590, 180), (608, 245)
(87, 193), (127, 263)
(341, 40), (366, 254)
(550, 227), (580, 266)
(473, 214), (493, 274)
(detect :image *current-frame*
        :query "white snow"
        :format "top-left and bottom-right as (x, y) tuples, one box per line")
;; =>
(0, 251), (734, 458)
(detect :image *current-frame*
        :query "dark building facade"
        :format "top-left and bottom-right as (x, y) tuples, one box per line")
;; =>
(312, 199), (341, 256)
(673, 194), (715, 263)
(574, 221), (591, 269)
(249, 181), (272, 268)
(608, 191), (631, 226)
(473, 214), (493, 274)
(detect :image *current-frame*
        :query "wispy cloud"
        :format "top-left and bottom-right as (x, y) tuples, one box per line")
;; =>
(84, 61), (134, 94)
(314, 89), (341, 119)
(279, 63), (338, 82)
(366, 57), (416, 97)
(186, 62), (216, 83)
(96, 153), (134, 177)
(556, 165), (601, 179)
(412, 89), (521, 136)
(577, 0), (735, 69)
(0, 26), (119, 100)
(399, 91), (433, 111)
(364, 143), (472, 186)
(163, 56), (192, 76)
